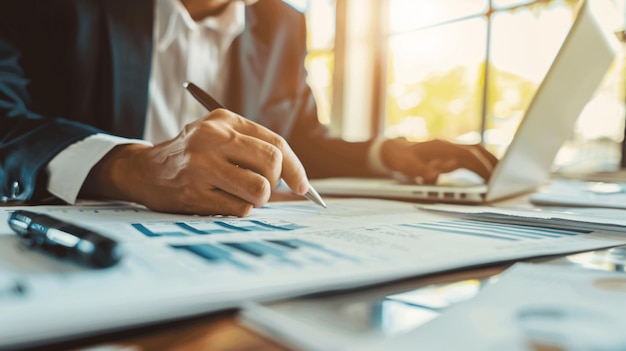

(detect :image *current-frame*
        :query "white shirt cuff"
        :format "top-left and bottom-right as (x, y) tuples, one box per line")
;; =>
(367, 138), (392, 175)
(46, 134), (153, 204)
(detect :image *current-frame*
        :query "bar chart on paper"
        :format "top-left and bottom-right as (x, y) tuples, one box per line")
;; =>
(171, 239), (360, 271)
(131, 219), (307, 238)
(138, 215), (611, 278)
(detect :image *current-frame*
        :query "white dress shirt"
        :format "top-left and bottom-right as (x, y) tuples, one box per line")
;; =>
(145, 0), (245, 143)
(46, 0), (245, 203)
(46, 0), (389, 204)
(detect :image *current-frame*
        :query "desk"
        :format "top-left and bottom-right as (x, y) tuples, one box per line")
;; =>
(35, 263), (511, 351)
(5, 192), (624, 351)
(41, 245), (625, 351)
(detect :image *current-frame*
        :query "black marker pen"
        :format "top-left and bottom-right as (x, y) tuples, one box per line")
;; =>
(8, 210), (122, 268)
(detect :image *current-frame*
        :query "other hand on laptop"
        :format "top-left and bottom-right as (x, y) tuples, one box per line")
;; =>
(436, 168), (485, 186)
(380, 138), (498, 185)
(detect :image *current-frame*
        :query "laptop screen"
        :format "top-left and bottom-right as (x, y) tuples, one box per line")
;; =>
(486, 0), (620, 201)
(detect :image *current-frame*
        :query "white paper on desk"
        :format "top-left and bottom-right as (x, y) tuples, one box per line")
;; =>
(530, 179), (626, 209)
(421, 203), (626, 234)
(240, 275), (489, 351)
(362, 263), (626, 351)
(0, 199), (622, 349)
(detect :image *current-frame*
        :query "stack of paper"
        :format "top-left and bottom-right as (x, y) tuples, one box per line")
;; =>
(420, 203), (626, 234)
(361, 263), (626, 351)
(530, 179), (626, 209)
(242, 263), (626, 351)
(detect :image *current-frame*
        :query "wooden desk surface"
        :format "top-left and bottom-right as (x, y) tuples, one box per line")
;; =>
(54, 245), (624, 351)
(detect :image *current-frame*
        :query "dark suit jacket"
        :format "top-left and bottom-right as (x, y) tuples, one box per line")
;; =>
(0, 0), (377, 203)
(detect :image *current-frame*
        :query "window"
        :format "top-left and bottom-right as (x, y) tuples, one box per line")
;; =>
(283, 0), (336, 126)
(291, 0), (626, 172)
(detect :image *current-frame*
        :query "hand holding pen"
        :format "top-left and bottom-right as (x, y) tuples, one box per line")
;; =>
(80, 83), (324, 217)
(184, 81), (326, 208)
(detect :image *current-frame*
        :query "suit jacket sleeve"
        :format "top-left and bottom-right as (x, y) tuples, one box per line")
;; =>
(284, 7), (380, 180)
(0, 20), (102, 203)
(287, 88), (380, 179)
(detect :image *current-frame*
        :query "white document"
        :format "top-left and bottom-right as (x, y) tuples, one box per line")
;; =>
(0, 199), (621, 349)
(361, 263), (626, 351)
(240, 274), (493, 351)
(530, 179), (626, 209)
(421, 203), (626, 234)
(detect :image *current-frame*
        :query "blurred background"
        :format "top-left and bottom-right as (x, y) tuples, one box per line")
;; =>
(284, 0), (626, 175)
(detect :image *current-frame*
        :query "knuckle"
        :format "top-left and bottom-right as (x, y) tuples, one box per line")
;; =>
(250, 178), (271, 203)
(197, 120), (237, 144)
(181, 121), (203, 140)
(268, 134), (287, 149)
(265, 144), (283, 167)
(266, 167), (282, 188)
(213, 109), (244, 126)
(233, 203), (254, 217)
(204, 108), (229, 120)
(198, 118), (218, 132)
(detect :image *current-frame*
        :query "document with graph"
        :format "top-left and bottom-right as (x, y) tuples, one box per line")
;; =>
(0, 199), (622, 348)
(420, 203), (626, 234)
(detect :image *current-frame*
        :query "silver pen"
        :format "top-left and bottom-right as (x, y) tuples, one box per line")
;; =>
(183, 81), (327, 208)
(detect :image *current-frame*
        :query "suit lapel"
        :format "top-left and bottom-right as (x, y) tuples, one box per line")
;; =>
(102, 0), (154, 138)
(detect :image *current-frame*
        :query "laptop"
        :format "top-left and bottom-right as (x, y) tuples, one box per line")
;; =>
(311, 0), (620, 204)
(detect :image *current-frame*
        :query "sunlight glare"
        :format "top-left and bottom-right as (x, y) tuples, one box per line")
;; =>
(389, 0), (487, 33)
(491, 7), (572, 83)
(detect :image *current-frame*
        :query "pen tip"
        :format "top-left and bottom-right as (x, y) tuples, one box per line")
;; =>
(304, 186), (327, 208)
(183, 81), (190, 89)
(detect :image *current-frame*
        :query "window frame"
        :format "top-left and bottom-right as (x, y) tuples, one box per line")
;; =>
(329, 0), (626, 152)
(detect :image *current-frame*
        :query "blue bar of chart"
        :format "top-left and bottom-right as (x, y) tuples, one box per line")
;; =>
(171, 238), (360, 271)
(132, 219), (306, 237)
(271, 239), (360, 263)
(401, 219), (590, 242)
(175, 222), (230, 235)
(248, 220), (304, 231)
(222, 242), (300, 267)
(171, 243), (251, 270)
(132, 223), (188, 237)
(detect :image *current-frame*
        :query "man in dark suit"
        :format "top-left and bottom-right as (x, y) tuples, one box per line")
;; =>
(0, 0), (496, 216)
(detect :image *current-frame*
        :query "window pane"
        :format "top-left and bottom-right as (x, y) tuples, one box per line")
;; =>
(389, 0), (488, 33)
(486, 4), (574, 156)
(385, 18), (487, 142)
(305, 52), (334, 125)
(286, 0), (336, 125)
(492, 0), (534, 9)
(282, 0), (308, 12)
(488, 1), (626, 172)
(306, 0), (336, 50)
